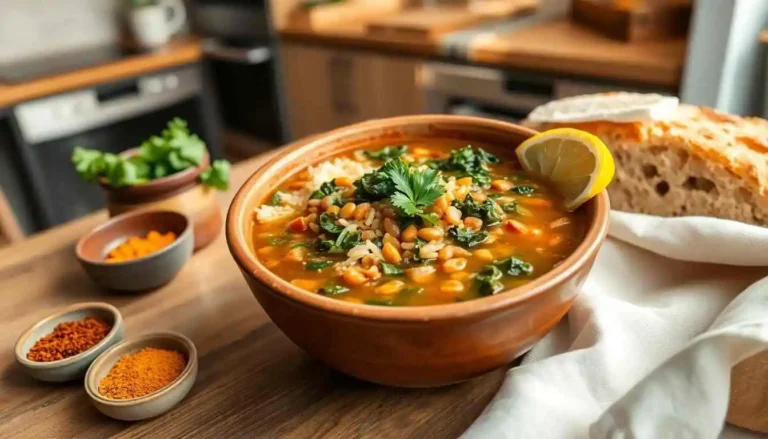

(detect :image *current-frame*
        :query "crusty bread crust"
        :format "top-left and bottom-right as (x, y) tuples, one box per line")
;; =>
(526, 104), (768, 433)
(524, 104), (768, 225)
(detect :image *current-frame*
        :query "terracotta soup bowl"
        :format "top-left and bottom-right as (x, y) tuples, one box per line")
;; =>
(226, 115), (610, 387)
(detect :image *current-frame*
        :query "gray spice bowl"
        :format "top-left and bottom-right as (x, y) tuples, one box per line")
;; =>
(14, 302), (124, 382)
(75, 209), (194, 292)
(84, 332), (198, 421)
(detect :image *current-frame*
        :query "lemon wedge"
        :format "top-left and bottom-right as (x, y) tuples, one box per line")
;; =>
(515, 128), (615, 210)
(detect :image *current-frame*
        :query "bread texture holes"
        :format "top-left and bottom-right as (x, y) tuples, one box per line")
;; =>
(683, 176), (716, 193)
(655, 181), (670, 196)
(642, 164), (659, 178)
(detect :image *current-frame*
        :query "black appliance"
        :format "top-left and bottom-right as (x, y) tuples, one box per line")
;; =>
(0, 45), (142, 84)
(193, 0), (287, 145)
(12, 65), (217, 228)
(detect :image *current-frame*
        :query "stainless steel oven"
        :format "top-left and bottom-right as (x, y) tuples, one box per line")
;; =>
(194, 0), (287, 147)
(12, 65), (216, 229)
(422, 62), (675, 123)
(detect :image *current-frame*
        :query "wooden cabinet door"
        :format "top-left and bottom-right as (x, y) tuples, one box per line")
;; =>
(280, 42), (424, 140)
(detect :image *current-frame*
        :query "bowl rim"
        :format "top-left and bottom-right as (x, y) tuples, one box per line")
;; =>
(98, 149), (210, 197)
(226, 115), (610, 323)
(75, 209), (193, 266)
(14, 302), (123, 368)
(84, 331), (198, 405)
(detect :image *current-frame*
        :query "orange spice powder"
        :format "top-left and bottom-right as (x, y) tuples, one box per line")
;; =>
(27, 317), (112, 362)
(98, 347), (186, 400)
(106, 231), (176, 263)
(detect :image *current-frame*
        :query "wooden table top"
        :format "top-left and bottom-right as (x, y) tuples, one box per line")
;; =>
(0, 37), (203, 109)
(0, 151), (505, 438)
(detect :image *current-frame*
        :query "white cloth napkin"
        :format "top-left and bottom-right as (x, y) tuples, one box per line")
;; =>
(461, 212), (768, 439)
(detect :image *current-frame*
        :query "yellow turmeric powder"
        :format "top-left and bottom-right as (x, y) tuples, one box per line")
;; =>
(98, 347), (186, 399)
(106, 230), (176, 263)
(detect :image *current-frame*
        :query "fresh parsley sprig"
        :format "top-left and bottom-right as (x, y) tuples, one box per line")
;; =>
(72, 118), (231, 190)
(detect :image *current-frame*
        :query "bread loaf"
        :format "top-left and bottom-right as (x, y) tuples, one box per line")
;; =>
(524, 104), (768, 226)
(525, 103), (768, 432)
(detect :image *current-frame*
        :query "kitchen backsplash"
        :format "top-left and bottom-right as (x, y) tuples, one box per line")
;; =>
(0, 0), (124, 64)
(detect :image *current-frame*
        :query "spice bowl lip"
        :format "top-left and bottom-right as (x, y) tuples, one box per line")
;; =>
(84, 331), (198, 406)
(75, 209), (192, 267)
(14, 302), (123, 369)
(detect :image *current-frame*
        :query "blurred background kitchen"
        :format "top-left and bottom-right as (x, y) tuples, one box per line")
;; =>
(0, 0), (765, 244)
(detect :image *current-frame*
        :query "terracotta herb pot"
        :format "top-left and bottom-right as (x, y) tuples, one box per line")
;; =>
(226, 115), (611, 387)
(101, 149), (222, 251)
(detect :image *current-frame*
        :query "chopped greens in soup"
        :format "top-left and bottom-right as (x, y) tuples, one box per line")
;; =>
(252, 140), (587, 306)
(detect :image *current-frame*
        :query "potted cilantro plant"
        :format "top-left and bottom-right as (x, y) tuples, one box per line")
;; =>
(72, 118), (230, 250)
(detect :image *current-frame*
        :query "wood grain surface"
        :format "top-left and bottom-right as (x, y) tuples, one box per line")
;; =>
(468, 19), (686, 87)
(0, 37), (203, 109)
(0, 150), (506, 438)
(280, 17), (686, 87)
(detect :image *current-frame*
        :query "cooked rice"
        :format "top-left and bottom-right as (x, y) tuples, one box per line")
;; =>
(308, 158), (375, 190)
(254, 205), (296, 223)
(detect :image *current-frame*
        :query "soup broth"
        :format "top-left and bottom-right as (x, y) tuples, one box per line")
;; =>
(251, 139), (587, 306)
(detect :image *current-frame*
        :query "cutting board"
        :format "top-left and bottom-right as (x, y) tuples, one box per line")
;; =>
(367, 0), (538, 39)
(287, 0), (405, 30)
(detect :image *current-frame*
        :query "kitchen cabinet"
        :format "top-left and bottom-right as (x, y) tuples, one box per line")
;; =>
(279, 42), (424, 140)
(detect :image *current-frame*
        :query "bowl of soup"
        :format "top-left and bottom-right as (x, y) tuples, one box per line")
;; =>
(227, 115), (609, 387)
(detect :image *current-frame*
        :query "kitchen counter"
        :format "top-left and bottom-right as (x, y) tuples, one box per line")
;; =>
(281, 21), (441, 58)
(281, 18), (687, 88)
(0, 37), (203, 109)
(469, 20), (687, 87)
(0, 146), (504, 437)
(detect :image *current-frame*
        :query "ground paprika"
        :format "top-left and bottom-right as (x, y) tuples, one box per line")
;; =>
(27, 317), (111, 362)
(98, 347), (186, 399)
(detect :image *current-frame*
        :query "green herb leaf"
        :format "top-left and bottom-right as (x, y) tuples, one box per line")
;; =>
(364, 298), (397, 306)
(291, 242), (310, 249)
(310, 180), (339, 200)
(317, 282), (349, 296)
(494, 257), (534, 277)
(418, 213), (440, 226)
(452, 195), (503, 227)
(511, 185), (535, 195)
(305, 260), (335, 271)
(380, 262), (404, 276)
(354, 170), (396, 202)
(314, 239), (343, 254)
(319, 212), (345, 234)
(335, 228), (361, 251)
(475, 265), (504, 296)
(267, 192), (283, 206)
(433, 145), (500, 188)
(448, 227), (489, 248)
(383, 160), (444, 217)
(364, 145), (407, 161)
(200, 159), (231, 190)
(502, 200), (520, 214)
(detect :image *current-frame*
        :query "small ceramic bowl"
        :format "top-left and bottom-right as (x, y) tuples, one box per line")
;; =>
(84, 332), (198, 421)
(14, 302), (124, 382)
(76, 210), (194, 292)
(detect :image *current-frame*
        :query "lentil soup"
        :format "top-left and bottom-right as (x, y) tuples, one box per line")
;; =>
(251, 139), (587, 306)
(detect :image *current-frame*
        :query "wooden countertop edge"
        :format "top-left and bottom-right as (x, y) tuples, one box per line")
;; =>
(0, 37), (203, 109)
(280, 27), (441, 58)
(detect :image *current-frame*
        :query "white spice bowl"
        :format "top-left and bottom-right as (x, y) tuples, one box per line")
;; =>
(14, 302), (124, 382)
(84, 332), (198, 421)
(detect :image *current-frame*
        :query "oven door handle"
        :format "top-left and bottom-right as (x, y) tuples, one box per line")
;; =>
(203, 40), (272, 65)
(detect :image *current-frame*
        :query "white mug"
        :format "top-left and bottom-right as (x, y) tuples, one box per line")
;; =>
(130, 0), (186, 50)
